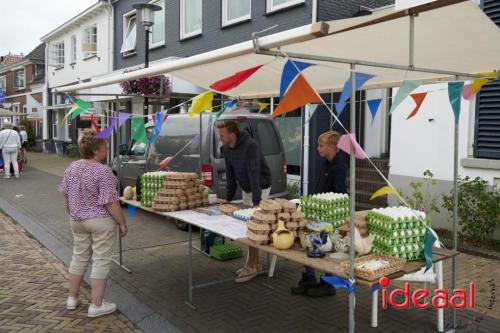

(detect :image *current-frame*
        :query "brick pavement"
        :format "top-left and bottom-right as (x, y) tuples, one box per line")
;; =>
(0, 212), (142, 333)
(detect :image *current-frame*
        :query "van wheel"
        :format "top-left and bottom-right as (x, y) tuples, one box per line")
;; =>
(175, 220), (189, 231)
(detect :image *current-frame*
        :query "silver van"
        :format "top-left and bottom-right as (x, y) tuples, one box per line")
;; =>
(112, 111), (288, 228)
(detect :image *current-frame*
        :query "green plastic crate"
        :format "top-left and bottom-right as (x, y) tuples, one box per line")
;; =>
(209, 244), (243, 261)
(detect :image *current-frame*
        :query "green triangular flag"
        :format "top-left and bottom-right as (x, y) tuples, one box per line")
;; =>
(448, 81), (464, 122)
(389, 80), (421, 114)
(215, 105), (227, 120)
(70, 99), (93, 120)
(132, 117), (149, 144)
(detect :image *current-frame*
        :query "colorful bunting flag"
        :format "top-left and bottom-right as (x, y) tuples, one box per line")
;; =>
(159, 156), (173, 170)
(95, 117), (117, 139)
(216, 99), (238, 119)
(335, 72), (375, 117)
(304, 104), (319, 124)
(116, 112), (131, 129)
(337, 133), (366, 160)
(258, 103), (269, 113)
(406, 92), (427, 120)
(424, 229), (437, 273)
(188, 91), (214, 119)
(209, 65), (263, 92)
(370, 186), (399, 200)
(70, 99), (93, 120)
(132, 117), (149, 144)
(367, 99), (382, 126)
(389, 80), (421, 114)
(448, 81), (464, 122)
(150, 111), (164, 145)
(280, 60), (315, 99)
(272, 74), (321, 118)
(191, 134), (200, 145)
(462, 78), (491, 100)
(90, 114), (101, 133)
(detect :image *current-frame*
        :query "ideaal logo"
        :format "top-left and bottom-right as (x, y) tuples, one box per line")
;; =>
(379, 276), (475, 309)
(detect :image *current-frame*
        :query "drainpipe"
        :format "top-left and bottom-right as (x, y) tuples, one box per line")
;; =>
(105, 0), (114, 73)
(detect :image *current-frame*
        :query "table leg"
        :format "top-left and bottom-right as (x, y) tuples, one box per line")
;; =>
(371, 289), (378, 328)
(268, 255), (277, 278)
(112, 227), (131, 273)
(185, 223), (196, 310)
(436, 261), (444, 332)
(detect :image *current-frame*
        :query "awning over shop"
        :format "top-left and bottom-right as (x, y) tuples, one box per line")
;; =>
(0, 108), (27, 117)
(56, 0), (500, 98)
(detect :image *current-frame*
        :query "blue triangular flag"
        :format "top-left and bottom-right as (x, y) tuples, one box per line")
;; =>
(367, 99), (382, 127)
(335, 72), (375, 117)
(448, 81), (464, 122)
(280, 60), (315, 99)
(150, 111), (164, 145)
(424, 228), (437, 273)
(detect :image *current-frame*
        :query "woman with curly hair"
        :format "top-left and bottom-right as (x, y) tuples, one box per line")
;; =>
(59, 129), (128, 317)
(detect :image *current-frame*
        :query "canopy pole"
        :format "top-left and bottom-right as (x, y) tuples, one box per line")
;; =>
(255, 49), (484, 79)
(348, 63), (356, 333)
(303, 104), (310, 195)
(409, 12), (415, 70)
(451, 87), (460, 332)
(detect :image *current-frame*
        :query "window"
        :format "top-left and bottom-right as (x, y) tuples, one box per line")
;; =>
(121, 11), (137, 54)
(52, 42), (65, 68)
(13, 70), (25, 89)
(70, 35), (77, 63)
(0, 76), (6, 90)
(83, 25), (97, 58)
(150, 0), (165, 47)
(180, 0), (202, 39)
(474, 1), (500, 159)
(52, 111), (58, 139)
(222, 0), (250, 26)
(266, 0), (305, 13)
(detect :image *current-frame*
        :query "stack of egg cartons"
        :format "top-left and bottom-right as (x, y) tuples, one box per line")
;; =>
(300, 192), (349, 228)
(140, 172), (168, 207)
(367, 207), (428, 261)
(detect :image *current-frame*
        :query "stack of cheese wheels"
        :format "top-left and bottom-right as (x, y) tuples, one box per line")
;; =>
(246, 198), (308, 245)
(152, 172), (209, 212)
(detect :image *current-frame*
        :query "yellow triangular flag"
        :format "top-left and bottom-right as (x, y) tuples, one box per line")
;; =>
(188, 91), (214, 119)
(370, 186), (399, 200)
(60, 104), (81, 126)
(470, 78), (491, 95)
(258, 102), (269, 113)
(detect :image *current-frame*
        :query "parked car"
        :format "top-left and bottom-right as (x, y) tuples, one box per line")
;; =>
(112, 111), (288, 229)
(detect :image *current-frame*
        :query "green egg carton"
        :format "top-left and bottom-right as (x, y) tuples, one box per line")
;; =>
(209, 244), (243, 261)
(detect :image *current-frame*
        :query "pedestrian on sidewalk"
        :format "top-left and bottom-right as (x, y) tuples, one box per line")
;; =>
(58, 129), (128, 318)
(0, 121), (22, 179)
(19, 125), (28, 163)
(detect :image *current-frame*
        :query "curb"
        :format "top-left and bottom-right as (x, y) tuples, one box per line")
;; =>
(0, 198), (182, 333)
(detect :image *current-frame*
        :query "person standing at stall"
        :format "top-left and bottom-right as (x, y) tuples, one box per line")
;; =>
(216, 120), (272, 282)
(19, 125), (28, 162)
(291, 130), (348, 297)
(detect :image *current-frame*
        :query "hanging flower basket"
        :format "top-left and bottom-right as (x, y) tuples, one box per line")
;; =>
(120, 72), (171, 96)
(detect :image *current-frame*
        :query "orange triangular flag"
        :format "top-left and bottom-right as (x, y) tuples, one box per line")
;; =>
(406, 92), (427, 120)
(272, 74), (321, 118)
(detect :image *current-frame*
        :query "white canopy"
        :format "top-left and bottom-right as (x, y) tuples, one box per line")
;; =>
(0, 108), (26, 117)
(56, 0), (500, 98)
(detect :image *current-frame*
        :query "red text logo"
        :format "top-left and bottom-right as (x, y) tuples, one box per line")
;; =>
(379, 276), (475, 310)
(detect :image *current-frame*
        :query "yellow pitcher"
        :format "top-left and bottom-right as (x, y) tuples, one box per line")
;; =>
(272, 220), (294, 250)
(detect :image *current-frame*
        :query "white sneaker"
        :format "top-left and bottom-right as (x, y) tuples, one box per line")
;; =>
(66, 296), (81, 310)
(88, 300), (117, 318)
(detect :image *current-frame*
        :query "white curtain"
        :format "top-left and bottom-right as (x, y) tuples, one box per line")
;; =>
(152, 0), (165, 44)
(228, 0), (250, 21)
(121, 16), (137, 53)
(185, 0), (202, 34)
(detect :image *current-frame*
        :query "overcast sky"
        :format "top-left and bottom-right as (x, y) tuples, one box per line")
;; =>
(0, 0), (97, 55)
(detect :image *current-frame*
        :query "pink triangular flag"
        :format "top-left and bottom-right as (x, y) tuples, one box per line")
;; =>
(159, 156), (173, 169)
(337, 133), (367, 160)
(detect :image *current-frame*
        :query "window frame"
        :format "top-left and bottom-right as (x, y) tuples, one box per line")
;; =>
(266, 0), (305, 13)
(53, 41), (65, 68)
(82, 25), (98, 59)
(222, 0), (251, 27)
(13, 69), (25, 90)
(70, 35), (77, 64)
(121, 9), (137, 55)
(0, 76), (6, 90)
(180, 0), (202, 40)
(149, 0), (166, 49)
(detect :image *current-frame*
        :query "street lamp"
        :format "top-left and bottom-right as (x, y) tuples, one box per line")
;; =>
(132, 2), (162, 120)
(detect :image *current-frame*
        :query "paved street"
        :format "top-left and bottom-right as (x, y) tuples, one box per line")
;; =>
(0, 211), (141, 332)
(0, 152), (499, 332)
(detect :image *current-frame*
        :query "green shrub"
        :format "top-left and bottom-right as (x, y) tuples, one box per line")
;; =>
(19, 120), (36, 148)
(442, 176), (500, 243)
(403, 169), (440, 216)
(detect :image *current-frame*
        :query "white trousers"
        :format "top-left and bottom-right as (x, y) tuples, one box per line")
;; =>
(2, 147), (19, 177)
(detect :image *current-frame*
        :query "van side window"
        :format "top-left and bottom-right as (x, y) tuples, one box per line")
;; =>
(130, 141), (147, 156)
(149, 117), (199, 157)
(252, 120), (280, 155)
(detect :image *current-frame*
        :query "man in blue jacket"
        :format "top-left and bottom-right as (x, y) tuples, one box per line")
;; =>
(217, 120), (271, 282)
(292, 131), (349, 297)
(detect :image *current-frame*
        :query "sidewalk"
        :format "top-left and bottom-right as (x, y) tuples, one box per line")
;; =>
(0, 211), (142, 333)
(26, 152), (76, 177)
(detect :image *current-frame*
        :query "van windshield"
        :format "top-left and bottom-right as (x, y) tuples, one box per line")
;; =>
(148, 116), (199, 157)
